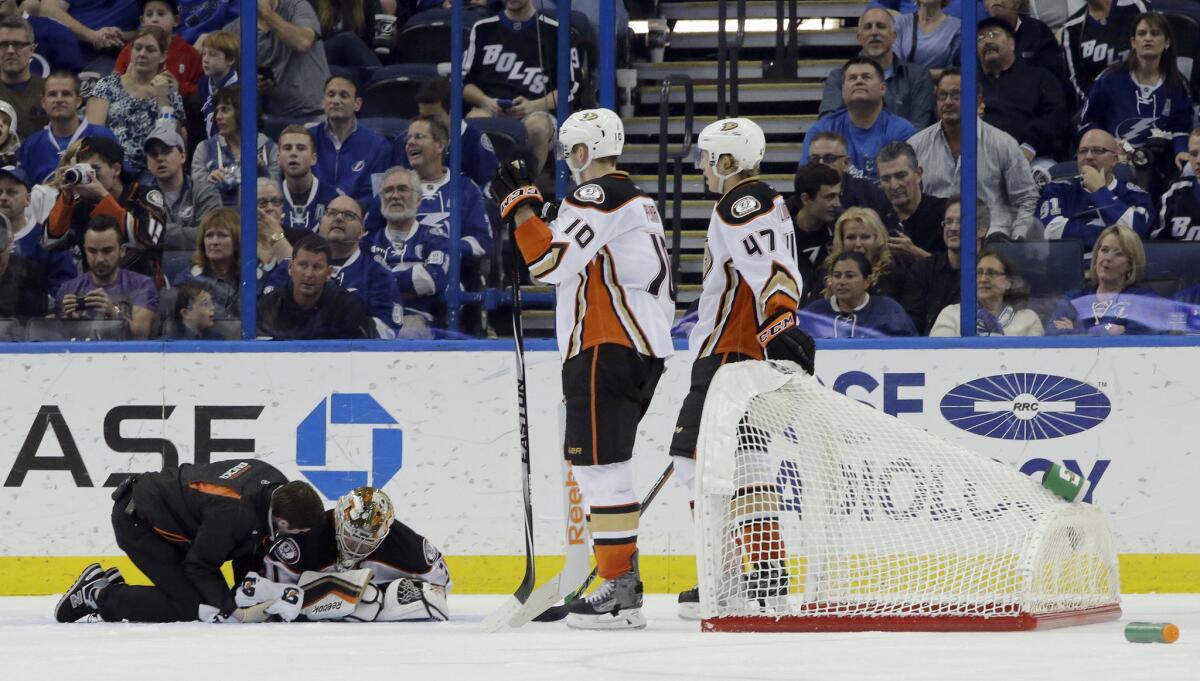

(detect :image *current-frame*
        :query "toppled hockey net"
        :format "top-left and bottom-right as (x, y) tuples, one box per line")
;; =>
(694, 361), (1120, 632)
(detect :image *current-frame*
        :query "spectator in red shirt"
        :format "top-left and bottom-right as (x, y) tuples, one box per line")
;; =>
(114, 0), (202, 99)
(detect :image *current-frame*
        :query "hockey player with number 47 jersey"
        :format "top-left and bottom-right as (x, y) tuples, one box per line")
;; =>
(491, 109), (675, 631)
(668, 118), (815, 621)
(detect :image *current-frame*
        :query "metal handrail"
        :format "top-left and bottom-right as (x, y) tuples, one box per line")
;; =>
(729, 0), (747, 116)
(768, 0), (800, 79)
(656, 75), (695, 289)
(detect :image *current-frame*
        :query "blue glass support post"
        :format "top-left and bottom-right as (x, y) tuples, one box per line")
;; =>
(446, 0), (466, 332)
(239, 13), (257, 339)
(556, 0), (572, 199)
(598, 0), (616, 109)
(959, 1), (978, 336)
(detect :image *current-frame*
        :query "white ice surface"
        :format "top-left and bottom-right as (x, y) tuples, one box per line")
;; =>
(1, 594), (1197, 681)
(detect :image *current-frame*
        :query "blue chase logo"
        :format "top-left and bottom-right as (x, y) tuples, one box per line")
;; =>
(296, 393), (403, 499)
(940, 373), (1111, 440)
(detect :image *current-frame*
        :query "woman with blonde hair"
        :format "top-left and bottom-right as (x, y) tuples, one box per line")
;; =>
(1048, 224), (1164, 335)
(173, 207), (239, 321)
(826, 206), (911, 301)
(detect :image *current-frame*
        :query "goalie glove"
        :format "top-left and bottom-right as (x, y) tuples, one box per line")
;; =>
(235, 572), (305, 622)
(489, 159), (544, 223)
(757, 311), (816, 375)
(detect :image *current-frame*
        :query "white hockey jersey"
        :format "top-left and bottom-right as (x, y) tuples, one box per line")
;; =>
(514, 173), (675, 361)
(689, 178), (804, 360)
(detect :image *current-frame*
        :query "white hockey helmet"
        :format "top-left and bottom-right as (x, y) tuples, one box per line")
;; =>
(558, 108), (624, 182)
(696, 118), (766, 181)
(334, 486), (395, 566)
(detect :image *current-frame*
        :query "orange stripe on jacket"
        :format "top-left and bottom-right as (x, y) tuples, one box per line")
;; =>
(188, 481), (242, 499)
(154, 526), (192, 544)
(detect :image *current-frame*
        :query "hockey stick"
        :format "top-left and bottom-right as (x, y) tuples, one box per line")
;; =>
(532, 461), (676, 622)
(479, 258), (540, 633)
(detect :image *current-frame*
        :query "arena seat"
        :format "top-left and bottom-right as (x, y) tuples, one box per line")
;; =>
(362, 64), (440, 119)
(392, 9), (478, 65)
(464, 117), (528, 164)
(162, 251), (194, 284)
(261, 114), (320, 141)
(1143, 241), (1200, 289)
(989, 239), (1086, 298)
(1163, 12), (1200, 81)
(358, 117), (411, 141)
(62, 319), (128, 341)
(23, 318), (66, 341)
(0, 318), (22, 341)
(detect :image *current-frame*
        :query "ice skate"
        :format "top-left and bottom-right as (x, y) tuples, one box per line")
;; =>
(565, 555), (645, 630)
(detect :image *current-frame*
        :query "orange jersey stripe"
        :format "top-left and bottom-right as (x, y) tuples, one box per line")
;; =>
(579, 260), (635, 351)
(187, 481), (242, 499)
(514, 215), (553, 265)
(713, 280), (765, 359)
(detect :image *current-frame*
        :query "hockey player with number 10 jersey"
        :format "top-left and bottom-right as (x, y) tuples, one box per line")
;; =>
(491, 108), (675, 630)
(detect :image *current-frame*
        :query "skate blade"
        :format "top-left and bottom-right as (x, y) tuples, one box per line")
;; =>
(565, 608), (647, 630)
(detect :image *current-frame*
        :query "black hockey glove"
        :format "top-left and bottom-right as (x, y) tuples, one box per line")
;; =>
(757, 310), (816, 375)
(490, 159), (544, 223)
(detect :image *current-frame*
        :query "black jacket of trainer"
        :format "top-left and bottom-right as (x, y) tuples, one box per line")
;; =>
(129, 459), (289, 616)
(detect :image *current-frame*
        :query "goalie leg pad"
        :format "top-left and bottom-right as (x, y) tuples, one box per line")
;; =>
(298, 568), (373, 621)
(376, 579), (449, 622)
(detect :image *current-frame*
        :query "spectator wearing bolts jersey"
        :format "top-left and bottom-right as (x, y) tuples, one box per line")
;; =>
(276, 124), (339, 243)
(1155, 129), (1200, 242)
(1061, 0), (1150, 106)
(461, 0), (581, 177)
(310, 75), (390, 208)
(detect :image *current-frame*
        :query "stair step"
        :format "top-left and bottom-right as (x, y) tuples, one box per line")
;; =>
(623, 142), (802, 166)
(632, 59), (841, 81)
(667, 28), (857, 50)
(660, 0), (869, 21)
(624, 115), (818, 137)
(639, 81), (823, 105)
(631, 174), (793, 197)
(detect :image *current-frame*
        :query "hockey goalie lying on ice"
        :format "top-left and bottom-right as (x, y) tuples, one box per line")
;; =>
(241, 486), (451, 623)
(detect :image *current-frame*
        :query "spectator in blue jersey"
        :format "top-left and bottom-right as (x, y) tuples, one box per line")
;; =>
(86, 25), (187, 175)
(929, 250), (1045, 336)
(56, 215), (159, 339)
(276, 124), (339, 242)
(1080, 12), (1192, 170)
(1062, 0), (1150, 107)
(19, 71), (117, 185)
(192, 85), (278, 207)
(892, 0), (960, 73)
(820, 8), (935, 129)
(144, 125), (220, 252)
(312, 74), (390, 208)
(827, 206), (914, 303)
(33, 0), (139, 72)
(252, 0), (330, 118)
(805, 130), (901, 233)
(392, 77), (499, 192)
(173, 206), (239, 320)
(165, 280), (222, 339)
(1037, 128), (1155, 253)
(0, 16), (47, 140)
(256, 234), (377, 340)
(984, 0), (1072, 109)
(368, 166), (450, 337)
(800, 252), (917, 338)
(805, 57), (917, 181)
(178, 0), (238, 45)
(1154, 129), (1200, 241)
(197, 29), (238, 140)
(0, 217), (49, 321)
(0, 0), (85, 75)
(1048, 224), (1164, 335)
(0, 165), (74, 295)
(978, 16), (1070, 164)
(315, 194), (402, 337)
(404, 115), (493, 259)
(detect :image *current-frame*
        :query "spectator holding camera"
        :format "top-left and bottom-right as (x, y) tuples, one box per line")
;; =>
(174, 206), (239, 320)
(166, 279), (221, 339)
(192, 84), (278, 206)
(311, 74), (389, 208)
(86, 25), (187, 175)
(43, 135), (168, 285)
(20, 71), (118, 185)
(144, 124), (219, 251)
(114, 0), (203, 99)
(256, 233), (376, 340)
(55, 214), (159, 339)
(197, 30), (238, 139)
(0, 165), (75, 296)
(253, 0), (330, 118)
(276, 124), (338, 241)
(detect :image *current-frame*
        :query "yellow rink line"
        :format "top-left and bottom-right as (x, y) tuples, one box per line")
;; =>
(2, 554), (1198, 596)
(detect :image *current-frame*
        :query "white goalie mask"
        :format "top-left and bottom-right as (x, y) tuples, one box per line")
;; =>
(696, 118), (766, 183)
(334, 486), (395, 567)
(558, 108), (624, 184)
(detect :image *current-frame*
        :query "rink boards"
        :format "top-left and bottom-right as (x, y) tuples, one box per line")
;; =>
(1, 342), (1198, 594)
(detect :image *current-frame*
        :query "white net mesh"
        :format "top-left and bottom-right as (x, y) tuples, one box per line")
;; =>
(695, 361), (1120, 629)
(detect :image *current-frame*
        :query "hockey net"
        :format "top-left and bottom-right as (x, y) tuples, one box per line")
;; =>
(695, 361), (1121, 632)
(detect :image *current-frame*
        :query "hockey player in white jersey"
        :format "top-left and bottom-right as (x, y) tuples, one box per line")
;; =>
(668, 118), (815, 619)
(490, 108), (675, 630)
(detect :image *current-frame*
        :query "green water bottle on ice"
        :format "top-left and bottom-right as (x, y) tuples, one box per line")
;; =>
(1041, 462), (1088, 502)
(1124, 622), (1180, 643)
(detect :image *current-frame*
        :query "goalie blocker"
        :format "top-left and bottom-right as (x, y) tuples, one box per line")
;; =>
(235, 570), (448, 622)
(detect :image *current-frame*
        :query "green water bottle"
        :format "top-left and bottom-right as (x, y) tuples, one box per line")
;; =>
(1124, 622), (1179, 643)
(1041, 462), (1088, 503)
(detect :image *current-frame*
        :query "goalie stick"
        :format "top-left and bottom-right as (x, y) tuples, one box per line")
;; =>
(532, 461), (676, 623)
(480, 255), (545, 633)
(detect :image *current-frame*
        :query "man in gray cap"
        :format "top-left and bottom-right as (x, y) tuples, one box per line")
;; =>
(144, 124), (220, 253)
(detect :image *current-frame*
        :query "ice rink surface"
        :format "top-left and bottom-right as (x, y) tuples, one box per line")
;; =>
(2, 594), (1197, 680)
